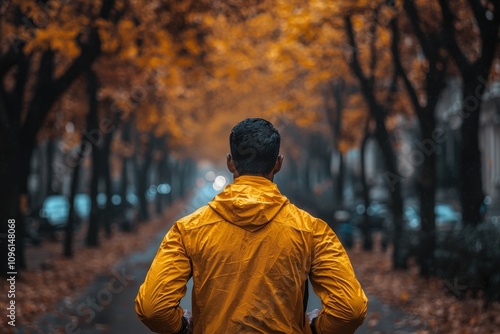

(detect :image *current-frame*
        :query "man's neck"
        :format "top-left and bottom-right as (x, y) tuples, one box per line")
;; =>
(234, 173), (274, 182)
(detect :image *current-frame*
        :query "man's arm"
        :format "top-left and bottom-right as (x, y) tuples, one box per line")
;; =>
(309, 219), (368, 334)
(135, 222), (192, 333)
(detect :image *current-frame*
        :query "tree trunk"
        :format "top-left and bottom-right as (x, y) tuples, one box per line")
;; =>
(1, 53), (30, 274)
(345, 16), (406, 268)
(0, 54), (31, 276)
(137, 168), (149, 221)
(460, 74), (485, 226)
(374, 119), (406, 269)
(85, 69), (101, 247)
(102, 130), (114, 238)
(389, 7), (448, 276)
(119, 155), (133, 232)
(120, 157), (129, 201)
(46, 138), (56, 194)
(165, 159), (173, 205)
(167, 159), (176, 201)
(64, 148), (82, 257)
(87, 142), (101, 246)
(304, 157), (312, 198)
(16, 84), (54, 269)
(436, 0), (498, 226)
(119, 120), (132, 201)
(0, 95), (21, 275)
(118, 120), (135, 231)
(417, 124), (437, 277)
(360, 131), (373, 251)
(335, 153), (345, 209)
(179, 160), (187, 198)
(136, 134), (154, 222)
(156, 159), (167, 214)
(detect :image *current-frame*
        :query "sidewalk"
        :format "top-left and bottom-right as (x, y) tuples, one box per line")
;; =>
(356, 294), (424, 334)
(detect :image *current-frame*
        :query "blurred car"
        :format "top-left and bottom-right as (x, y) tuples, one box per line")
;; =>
(74, 193), (91, 219)
(348, 201), (391, 251)
(404, 205), (420, 230)
(350, 201), (391, 231)
(435, 203), (462, 231)
(39, 194), (91, 229)
(404, 203), (461, 231)
(40, 195), (71, 228)
(37, 192), (140, 237)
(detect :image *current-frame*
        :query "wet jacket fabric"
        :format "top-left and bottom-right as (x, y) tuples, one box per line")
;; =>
(135, 175), (367, 334)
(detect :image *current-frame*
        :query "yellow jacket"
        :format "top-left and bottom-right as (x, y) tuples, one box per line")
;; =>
(135, 175), (367, 333)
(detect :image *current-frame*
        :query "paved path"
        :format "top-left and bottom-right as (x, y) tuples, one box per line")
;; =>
(18, 183), (423, 333)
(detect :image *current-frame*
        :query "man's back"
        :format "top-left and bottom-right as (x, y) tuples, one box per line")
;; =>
(184, 175), (312, 333)
(135, 175), (367, 333)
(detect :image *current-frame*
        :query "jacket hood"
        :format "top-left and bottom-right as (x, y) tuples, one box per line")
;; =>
(208, 175), (288, 232)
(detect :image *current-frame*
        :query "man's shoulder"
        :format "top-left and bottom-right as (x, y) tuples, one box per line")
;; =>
(277, 202), (324, 232)
(176, 205), (223, 230)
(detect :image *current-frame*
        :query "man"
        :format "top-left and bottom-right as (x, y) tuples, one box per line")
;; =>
(135, 118), (367, 334)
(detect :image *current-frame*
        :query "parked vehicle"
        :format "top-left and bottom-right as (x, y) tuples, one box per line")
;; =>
(37, 194), (89, 240)
(434, 203), (462, 231)
(39, 194), (90, 228)
(403, 201), (462, 256)
(33, 192), (140, 240)
(349, 201), (391, 231)
(40, 195), (71, 228)
(404, 202), (462, 233)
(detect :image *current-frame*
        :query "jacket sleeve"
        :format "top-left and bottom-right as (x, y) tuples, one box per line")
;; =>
(309, 219), (368, 334)
(135, 222), (192, 333)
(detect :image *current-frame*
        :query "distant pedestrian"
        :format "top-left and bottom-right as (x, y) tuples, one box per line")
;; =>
(135, 118), (367, 333)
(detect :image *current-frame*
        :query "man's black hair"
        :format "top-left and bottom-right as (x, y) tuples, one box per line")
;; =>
(230, 118), (280, 175)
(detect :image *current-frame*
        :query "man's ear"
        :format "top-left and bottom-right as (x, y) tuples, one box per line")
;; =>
(227, 153), (236, 173)
(273, 155), (284, 175)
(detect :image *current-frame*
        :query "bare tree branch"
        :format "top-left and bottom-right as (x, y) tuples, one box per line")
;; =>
(390, 18), (420, 112)
(437, 0), (471, 73)
(402, 0), (435, 61)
